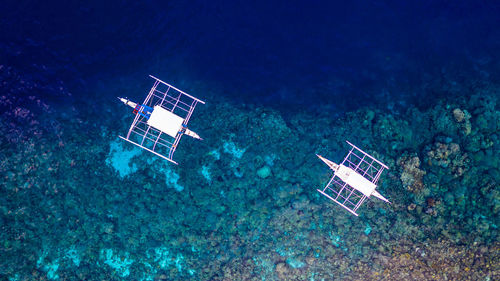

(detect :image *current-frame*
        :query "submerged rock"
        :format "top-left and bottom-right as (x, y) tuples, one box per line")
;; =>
(257, 165), (271, 179)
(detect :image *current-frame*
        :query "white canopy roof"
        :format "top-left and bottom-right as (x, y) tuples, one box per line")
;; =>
(147, 105), (184, 138)
(335, 164), (377, 197)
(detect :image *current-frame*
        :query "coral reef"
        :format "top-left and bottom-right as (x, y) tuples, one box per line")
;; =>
(1, 55), (499, 280)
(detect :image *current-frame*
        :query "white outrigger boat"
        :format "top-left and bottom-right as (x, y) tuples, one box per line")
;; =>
(317, 141), (390, 216)
(118, 75), (205, 164)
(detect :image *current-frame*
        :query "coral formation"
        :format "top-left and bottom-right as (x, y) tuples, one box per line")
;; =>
(452, 108), (472, 135)
(424, 141), (469, 178)
(397, 154), (426, 192)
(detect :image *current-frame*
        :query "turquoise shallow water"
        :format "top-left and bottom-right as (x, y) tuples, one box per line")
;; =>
(1, 70), (498, 280)
(1, 1), (500, 280)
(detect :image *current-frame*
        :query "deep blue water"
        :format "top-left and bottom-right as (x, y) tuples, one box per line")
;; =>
(3, 1), (499, 111)
(1, 1), (499, 280)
